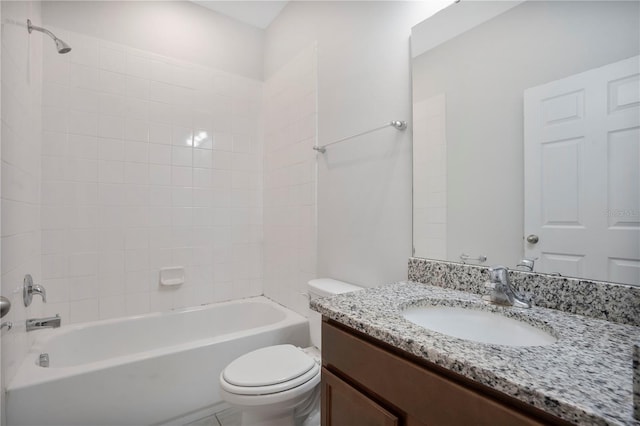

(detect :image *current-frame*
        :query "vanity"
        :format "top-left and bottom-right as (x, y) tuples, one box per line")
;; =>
(321, 321), (565, 426)
(312, 259), (640, 426)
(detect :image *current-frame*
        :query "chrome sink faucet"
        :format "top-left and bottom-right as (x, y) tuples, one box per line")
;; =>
(483, 266), (531, 308)
(26, 314), (61, 332)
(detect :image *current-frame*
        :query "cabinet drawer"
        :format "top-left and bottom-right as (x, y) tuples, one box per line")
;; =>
(322, 367), (399, 426)
(322, 321), (555, 426)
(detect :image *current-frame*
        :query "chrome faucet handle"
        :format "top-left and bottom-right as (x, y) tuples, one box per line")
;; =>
(484, 265), (510, 305)
(487, 265), (509, 283)
(485, 265), (531, 309)
(23, 274), (47, 306)
(516, 258), (535, 272)
(32, 284), (47, 303)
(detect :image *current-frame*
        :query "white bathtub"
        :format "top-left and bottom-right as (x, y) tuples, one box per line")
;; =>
(6, 296), (309, 426)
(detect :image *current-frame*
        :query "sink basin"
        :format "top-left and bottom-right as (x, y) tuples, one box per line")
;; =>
(402, 305), (557, 347)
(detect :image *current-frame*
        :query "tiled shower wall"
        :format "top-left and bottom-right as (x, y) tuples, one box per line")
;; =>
(40, 28), (263, 324)
(412, 94), (447, 260)
(1, 0), (44, 388)
(263, 45), (317, 316)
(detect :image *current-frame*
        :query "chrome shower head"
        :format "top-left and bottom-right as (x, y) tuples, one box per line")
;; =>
(54, 38), (72, 54)
(27, 19), (72, 54)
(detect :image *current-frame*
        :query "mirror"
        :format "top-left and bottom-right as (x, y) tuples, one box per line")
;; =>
(411, 1), (640, 286)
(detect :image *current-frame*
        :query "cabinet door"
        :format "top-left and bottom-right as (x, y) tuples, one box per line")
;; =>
(322, 368), (399, 426)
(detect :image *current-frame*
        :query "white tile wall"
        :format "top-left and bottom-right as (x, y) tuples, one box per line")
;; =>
(40, 28), (264, 323)
(1, 0), (44, 389)
(413, 95), (447, 259)
(263, 45), (318, 315)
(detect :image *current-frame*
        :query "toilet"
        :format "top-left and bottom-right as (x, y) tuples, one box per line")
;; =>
(219, 278), (362, 426)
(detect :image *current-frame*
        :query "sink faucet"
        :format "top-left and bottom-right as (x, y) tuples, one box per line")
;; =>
(26, 314), (61, 332)
(483, 266), (531, 308)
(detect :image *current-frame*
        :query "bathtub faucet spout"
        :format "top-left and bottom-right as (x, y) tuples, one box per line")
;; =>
(26, 314), (61, 331)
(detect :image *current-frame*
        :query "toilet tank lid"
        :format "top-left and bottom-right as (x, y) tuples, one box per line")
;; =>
(307, 278), (363, 297)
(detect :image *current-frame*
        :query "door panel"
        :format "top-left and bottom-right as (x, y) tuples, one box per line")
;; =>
(607, 128), (639, 228)
(321, 368), (399, 426)
(541, 137), (583, 226)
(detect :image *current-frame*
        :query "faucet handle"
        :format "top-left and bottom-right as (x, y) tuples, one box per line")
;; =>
(33, 285), (47, 303)
(516, 258), (536, 272)
(487, 265), (508, 282)
(23, 274), (47, 306)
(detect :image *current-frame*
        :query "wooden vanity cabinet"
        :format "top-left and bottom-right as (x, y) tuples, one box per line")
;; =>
(321, 319), (571, 426)
(322, 369), (400, 426)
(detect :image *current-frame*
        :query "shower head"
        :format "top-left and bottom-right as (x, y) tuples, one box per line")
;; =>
(27, 19), (72, 54)
(54, 38), (72, 54)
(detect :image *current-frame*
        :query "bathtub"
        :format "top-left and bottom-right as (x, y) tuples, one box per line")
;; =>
(6, 296), (309, 426)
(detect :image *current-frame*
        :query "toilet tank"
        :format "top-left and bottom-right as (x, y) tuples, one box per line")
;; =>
(307, 278), (363, 349)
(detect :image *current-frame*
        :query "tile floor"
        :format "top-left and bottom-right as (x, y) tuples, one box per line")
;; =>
(186, 407), (241, 426)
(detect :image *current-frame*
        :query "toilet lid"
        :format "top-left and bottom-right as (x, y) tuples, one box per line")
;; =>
(223, 344), (316, 387)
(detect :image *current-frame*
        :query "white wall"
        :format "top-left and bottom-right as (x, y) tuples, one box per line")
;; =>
(263, 44), (317, 315)
(265, 1), (446, 288)
(1, 0), (44, 392)
(42, 1), (264, 80)
(39, 27), (263, 324)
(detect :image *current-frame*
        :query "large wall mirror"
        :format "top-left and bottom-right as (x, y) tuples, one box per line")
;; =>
(411, 0), (640, 285)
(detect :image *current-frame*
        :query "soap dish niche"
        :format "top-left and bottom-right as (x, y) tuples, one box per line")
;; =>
(159, 266), (185, 286)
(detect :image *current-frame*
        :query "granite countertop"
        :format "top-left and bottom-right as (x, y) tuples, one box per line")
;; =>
(311, 281), (640, 426)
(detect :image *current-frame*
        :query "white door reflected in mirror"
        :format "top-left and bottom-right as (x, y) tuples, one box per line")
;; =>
(524, 56), (640, 285)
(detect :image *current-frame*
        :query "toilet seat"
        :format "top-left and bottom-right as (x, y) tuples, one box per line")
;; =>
(221, 345), (320, 396)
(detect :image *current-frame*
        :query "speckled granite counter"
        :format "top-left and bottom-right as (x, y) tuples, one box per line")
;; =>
(311, 281), (640, 425)
(634, 344), (639, 421)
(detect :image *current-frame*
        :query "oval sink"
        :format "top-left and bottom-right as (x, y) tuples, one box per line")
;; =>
(402, 306), (557, 347)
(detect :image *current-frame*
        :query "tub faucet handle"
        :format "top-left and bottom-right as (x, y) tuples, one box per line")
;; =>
(23, 274), (47, 306)
(32, 284), (47, 303)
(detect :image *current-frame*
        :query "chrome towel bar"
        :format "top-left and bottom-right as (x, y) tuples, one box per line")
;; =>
(313, 120), (407, 153)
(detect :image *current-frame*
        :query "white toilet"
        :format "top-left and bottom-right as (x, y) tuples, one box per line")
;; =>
(219, 278), (362, 426)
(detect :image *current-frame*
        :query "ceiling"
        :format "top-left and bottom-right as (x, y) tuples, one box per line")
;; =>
(192, 1), (289, 29)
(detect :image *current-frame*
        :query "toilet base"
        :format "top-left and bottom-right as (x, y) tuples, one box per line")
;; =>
(221, 373), (320, 426)
(300, 402), (321, 426)
(234, 387), (320, 426)
(209, 403), (319, 426)
(229, 384), (320, 426)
